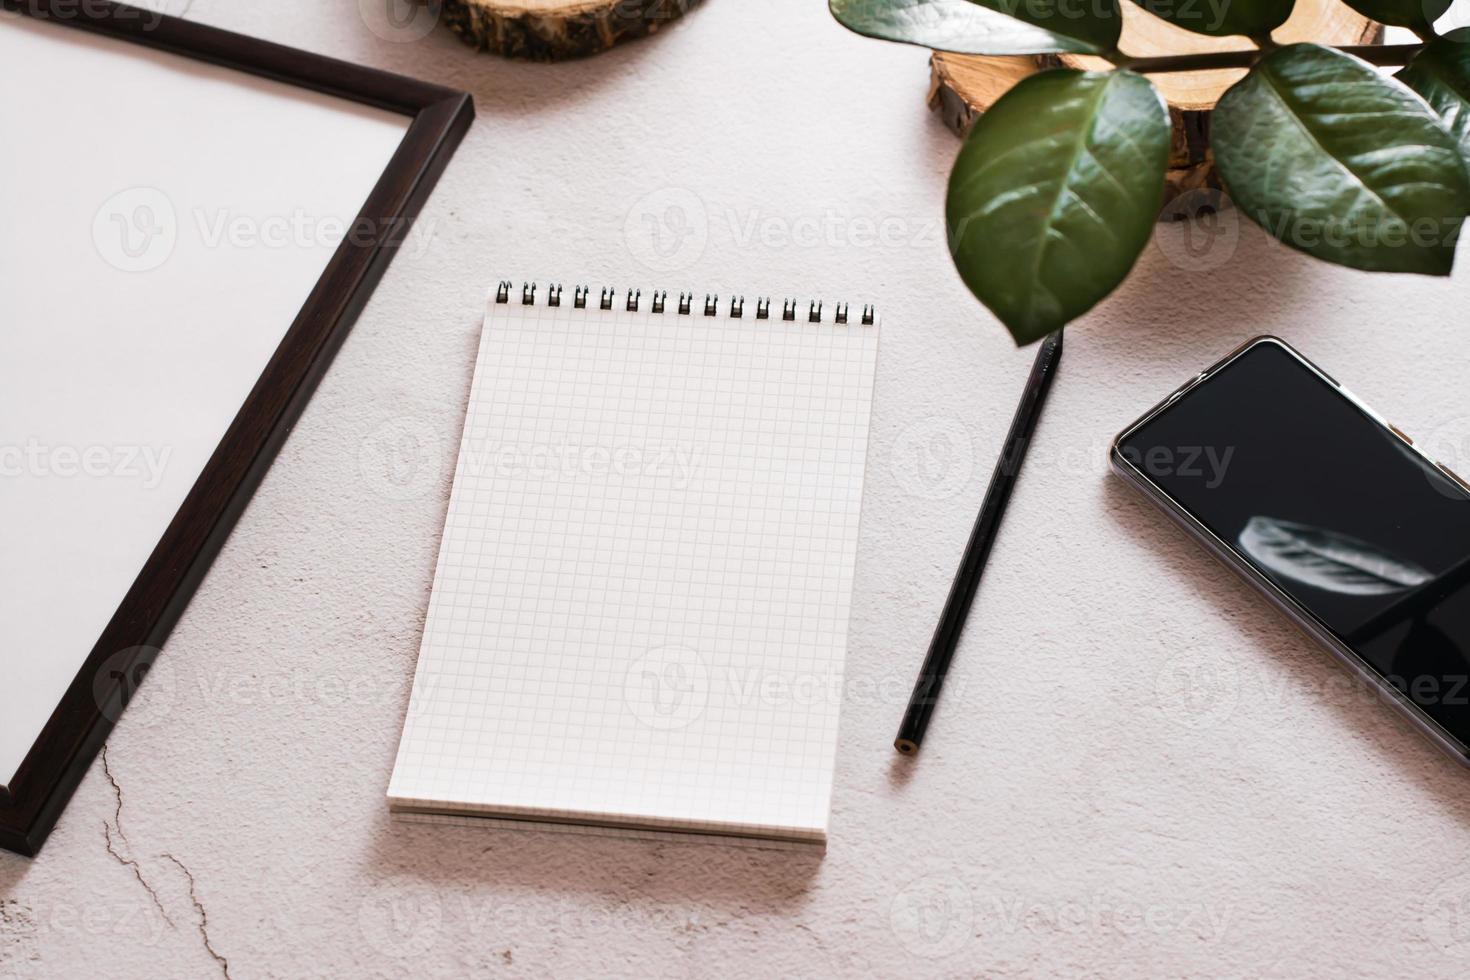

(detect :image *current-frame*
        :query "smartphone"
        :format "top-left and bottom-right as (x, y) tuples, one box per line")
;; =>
(1111, 337), (1470, 767)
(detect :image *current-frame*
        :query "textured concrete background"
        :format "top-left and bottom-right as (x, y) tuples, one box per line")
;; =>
(5, 0), (1470, 976)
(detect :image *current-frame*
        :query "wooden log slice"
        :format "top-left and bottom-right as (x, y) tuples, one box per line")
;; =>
(928, 0), (1378, 219)
(928, 54), (1037, 136)
(439, 0), (703, 60)
(1058, 1), (1380, 109)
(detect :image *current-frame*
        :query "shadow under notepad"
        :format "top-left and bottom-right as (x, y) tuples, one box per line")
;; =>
(362, 810), (820, 909)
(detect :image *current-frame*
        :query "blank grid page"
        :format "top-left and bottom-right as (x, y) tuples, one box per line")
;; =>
(389, 290), (878, 844)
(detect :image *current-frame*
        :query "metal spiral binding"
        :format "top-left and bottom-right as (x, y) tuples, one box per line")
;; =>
(492, 281), (875, 325)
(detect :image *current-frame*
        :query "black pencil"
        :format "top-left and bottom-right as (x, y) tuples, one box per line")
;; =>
(894, 328), (1064, 755)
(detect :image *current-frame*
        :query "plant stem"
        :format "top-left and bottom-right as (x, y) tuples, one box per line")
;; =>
(1117, 42), (1422, 74)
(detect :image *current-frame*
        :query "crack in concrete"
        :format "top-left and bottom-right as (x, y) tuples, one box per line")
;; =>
(98, 749), (232, 977)
(100, 746), (175, 929)
(162, 853), (232, 980)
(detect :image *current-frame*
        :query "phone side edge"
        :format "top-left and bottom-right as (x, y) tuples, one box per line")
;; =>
(1108, 444), (1470, 771)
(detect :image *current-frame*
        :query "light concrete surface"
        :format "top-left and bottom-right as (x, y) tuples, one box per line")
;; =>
(5, 0), (1470, 976)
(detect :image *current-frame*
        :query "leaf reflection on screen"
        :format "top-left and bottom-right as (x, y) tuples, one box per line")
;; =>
(1237, 517), (1433, 596)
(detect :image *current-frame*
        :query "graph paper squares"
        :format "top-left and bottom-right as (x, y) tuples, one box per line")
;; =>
(388, 289), (879, 846)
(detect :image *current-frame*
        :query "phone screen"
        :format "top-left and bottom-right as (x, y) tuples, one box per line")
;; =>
(1117, 340), (1470, 753)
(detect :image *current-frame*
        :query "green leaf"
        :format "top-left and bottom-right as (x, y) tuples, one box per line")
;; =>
(1338, 0), (1450, 30)
(1397, 30), (1470, 156)
(1212, 44), (1470, 276)
(1126, 0), (1292, 38)
(946, 69), (1169, 344)
(829, 0), (1121, 56)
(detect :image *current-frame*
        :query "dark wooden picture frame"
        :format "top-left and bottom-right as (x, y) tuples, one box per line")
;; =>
(0, 0), (473, 855)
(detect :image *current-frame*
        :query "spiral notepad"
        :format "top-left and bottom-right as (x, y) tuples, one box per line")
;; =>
(388, 282), (879, 847)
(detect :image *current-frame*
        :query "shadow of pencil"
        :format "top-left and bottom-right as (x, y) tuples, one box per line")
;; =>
(886, 744), (918, 789)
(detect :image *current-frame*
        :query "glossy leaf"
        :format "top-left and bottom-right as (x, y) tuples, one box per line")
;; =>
(1338, 0), (1450, 29)
(828, 0), (1122, 56)
(1238, 517), (1432, 595)
(1212, 44), (1470, 276)
(1397, 30), (1470, 156)
(946, 69), (1168, 344)
(1126, 0), (1292, 38)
